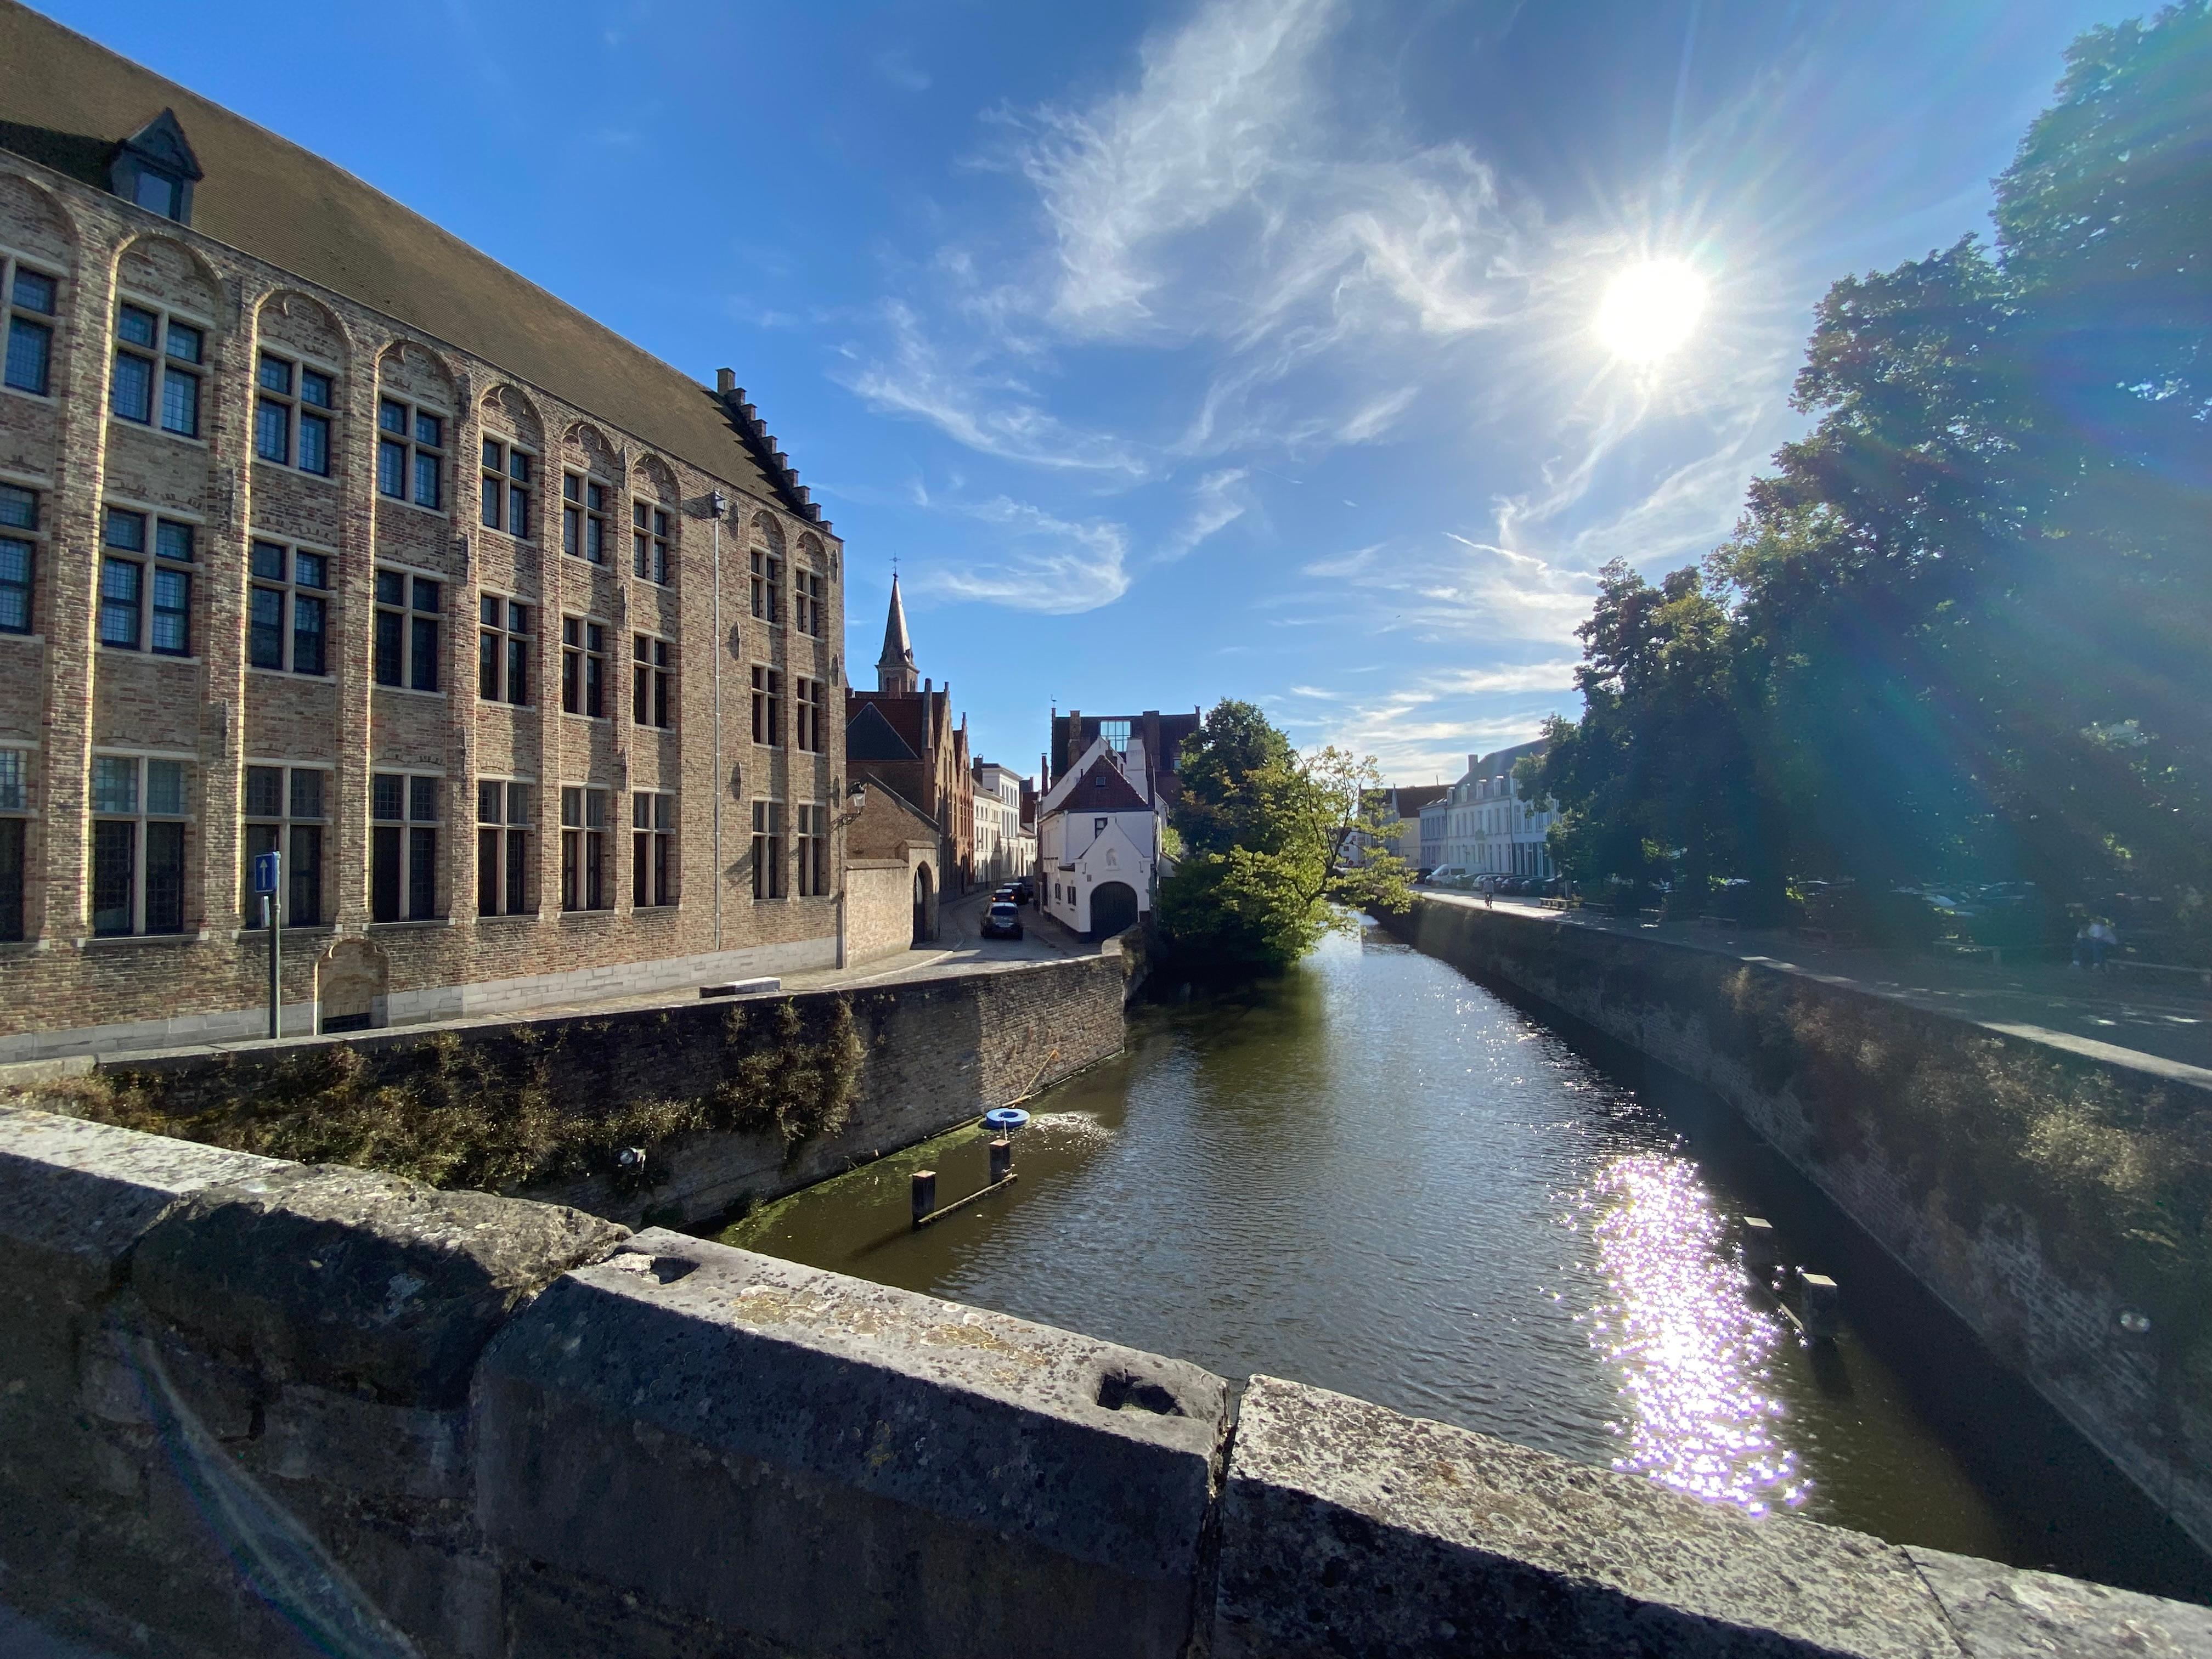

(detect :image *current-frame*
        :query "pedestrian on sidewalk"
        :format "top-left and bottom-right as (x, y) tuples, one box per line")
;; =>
(2073, 916), (2118, 970)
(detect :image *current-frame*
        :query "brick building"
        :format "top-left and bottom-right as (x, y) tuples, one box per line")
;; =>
(0, 5), (854, 1057)
(843, 574), (974, 892)
(1047, 708), (1201, 804)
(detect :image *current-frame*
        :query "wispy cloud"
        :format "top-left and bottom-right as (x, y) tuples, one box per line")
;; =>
(836, 303), (1152, 477)
(1158, 468), (1250, 561)
(916, 495), (1132, 614)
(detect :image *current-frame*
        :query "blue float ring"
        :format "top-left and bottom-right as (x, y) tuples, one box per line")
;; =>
(984, 1108), (1031, 1133)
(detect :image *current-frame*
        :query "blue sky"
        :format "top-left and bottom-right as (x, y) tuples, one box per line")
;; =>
(56, 0), (2131, 783)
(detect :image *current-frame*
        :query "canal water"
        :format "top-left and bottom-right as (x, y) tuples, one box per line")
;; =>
(716, 923), (2211, 1600)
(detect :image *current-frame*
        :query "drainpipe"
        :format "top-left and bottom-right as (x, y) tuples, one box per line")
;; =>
(709, 490), (727, 953)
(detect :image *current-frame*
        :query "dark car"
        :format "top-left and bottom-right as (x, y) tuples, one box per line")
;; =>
(1011, 879), (1034, 904)
(994, 884), (1019, 902)
(981, 900), (1024, 940)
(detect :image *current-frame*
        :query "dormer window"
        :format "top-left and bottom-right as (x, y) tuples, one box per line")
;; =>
(107, 110), (203, 227)
(132, 168), (185, 219)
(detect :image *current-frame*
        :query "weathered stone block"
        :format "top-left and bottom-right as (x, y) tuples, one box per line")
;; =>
(1906, 1547), (2212, 1657)
(0, 1104), (280, 1310)
(475, 1231), (1230, 1659)
(1212, 1374), (1961, 1658)
(131, 1164), (626, 1408)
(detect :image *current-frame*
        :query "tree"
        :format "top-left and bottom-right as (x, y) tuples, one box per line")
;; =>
(1155, 701), (1411, 975)
(1536, 4), (2212, 939)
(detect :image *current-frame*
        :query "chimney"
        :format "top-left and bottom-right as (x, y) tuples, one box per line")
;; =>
(715, 368), (736, 395)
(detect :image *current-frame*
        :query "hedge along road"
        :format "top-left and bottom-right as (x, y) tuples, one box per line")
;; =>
(721, 921), (2212, 1602)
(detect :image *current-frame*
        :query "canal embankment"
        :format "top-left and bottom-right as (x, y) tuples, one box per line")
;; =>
(0, 947), (1130, 1229)
(1383, 893), (2212, 1557)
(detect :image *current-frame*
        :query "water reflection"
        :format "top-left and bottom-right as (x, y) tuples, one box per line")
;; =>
(1581, 1153), (1805, 1515)
(712, 926), (2212, 1598)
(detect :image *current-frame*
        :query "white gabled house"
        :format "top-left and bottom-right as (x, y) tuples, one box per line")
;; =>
(1036, 733), (1171, 940)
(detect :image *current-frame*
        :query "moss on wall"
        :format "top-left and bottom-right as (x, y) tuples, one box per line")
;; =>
(18, 995), (864, 1197)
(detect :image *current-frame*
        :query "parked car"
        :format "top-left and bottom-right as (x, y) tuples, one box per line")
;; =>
(994, 884), (1018, 902)
(1011, 879), (1034, 904)
(1426, 866), (1471, 889)
(981, 900), (1025, 940)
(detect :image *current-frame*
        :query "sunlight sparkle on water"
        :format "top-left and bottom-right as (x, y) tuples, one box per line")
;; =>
(1581, 1153), (1807, 1515)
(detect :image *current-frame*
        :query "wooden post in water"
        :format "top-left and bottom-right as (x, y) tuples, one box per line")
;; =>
(1742, 1216), (1779, 1277)
(989, 1138), (1012, 1185)
(1800, 1272), (1841, 1339)
(912, 1170), (936, 1227)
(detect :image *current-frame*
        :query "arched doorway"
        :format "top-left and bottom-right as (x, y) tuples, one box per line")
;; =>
(1090, 881), (1139, 941)
(912, 864), (934, 945)
(317, 936), (388, 1032)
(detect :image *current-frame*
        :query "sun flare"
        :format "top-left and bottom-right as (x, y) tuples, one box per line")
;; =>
(1596, 260), (1708, 363)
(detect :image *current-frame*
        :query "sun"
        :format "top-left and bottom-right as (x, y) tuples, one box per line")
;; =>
(1596, 260), (1707, 363)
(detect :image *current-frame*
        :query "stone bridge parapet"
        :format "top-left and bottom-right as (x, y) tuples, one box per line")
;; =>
(2, 1103), (2208, 1658)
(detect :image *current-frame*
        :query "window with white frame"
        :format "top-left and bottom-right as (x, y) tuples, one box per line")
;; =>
(632, 634), (672, 729)
(370, 772), (441, 922)
(0, 482), (39, 635)
(749, 543), (781, 622)
(241, 764), (326, 926)
(750, 799), (783, 900)
(247, 540), (330, 675)
(110, 300), (203, 437)
(373, 568), (441, 691)
(794, 676), (822, 753)
(376, 397), (445, 510)
(561, 617), (606, 716)
(631, 791), (675, 907)
(793, 568), (823, 636)
(478, 595), (532, 706)
(751, 665), (781, 747)
(89, 753), (188, 936)
(3, 255), (59, 397)
(562, 473), (609, 563)
(560, 786), (609, 911)
(254, 352), (334, 475)
(98, 507), (193, 656)
(632, 499), (672, 584)
(476, 778), (533, 917)
(795, 802), (828, 898)
(481, 438), (534, 539)
(0, 746), (27, 942)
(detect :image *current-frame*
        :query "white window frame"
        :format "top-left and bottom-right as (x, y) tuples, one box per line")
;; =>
(2, 250), (61, 401)
(561, 614), (610, 718)
(110, 292), (209, 441)
(481, 436), (537, 540)
(370, 769), (444, 923)
(88, 749), (192, 938)
(478, 592), (533, 707)
(246, 537), (334, 676)
(632, 633), (673, 730)
(98, 502), (197, 657)
(631, 498), (672, 584)
(631, 790), (676, 909)
(562, 471), (611, 564)
(253, 349), (337, 477)
(0, 476), (43, 639)
(376, 393), (448, 513)
(240, 761), (330, 926)
(751, 798), (784, 900)
(560, 785), (611, 912)
(476, 776), (535, 917)
(373, 563), (444, 693)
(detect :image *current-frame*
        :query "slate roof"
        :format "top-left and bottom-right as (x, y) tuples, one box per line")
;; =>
(845, 702), (919, 763)
(1066, 757), (1150, 814)
(845, 690), (930, 757)
(1387, 785), (1451, 814)
(0, 1), (821, 522)
(878, 573), (916, 676)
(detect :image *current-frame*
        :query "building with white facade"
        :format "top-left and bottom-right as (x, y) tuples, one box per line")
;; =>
(971, 760), (1034, 889)
(1422, 740), (1559, 879)
(1036, 733), (1167, 939)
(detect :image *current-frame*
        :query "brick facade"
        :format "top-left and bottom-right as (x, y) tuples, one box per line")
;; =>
(0, 45), (852, 1056)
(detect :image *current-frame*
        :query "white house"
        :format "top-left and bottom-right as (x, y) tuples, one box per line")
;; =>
(1036, 733), (1169, 939)
(972, 761), (1035, 889)
(1424, 740), (1560, 879)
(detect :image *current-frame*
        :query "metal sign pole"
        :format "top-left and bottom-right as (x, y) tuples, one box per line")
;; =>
(254, 850), (282, 1040)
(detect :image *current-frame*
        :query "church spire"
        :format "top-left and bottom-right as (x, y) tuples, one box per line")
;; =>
(877, 572), (918, 694)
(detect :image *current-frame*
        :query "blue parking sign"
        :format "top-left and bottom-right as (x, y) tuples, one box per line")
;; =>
(252, 851), (281, 895)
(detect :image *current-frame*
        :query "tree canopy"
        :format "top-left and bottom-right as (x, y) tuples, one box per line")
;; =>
(1529, 2), (2212, 939)
(1155, 701), (1411, 975)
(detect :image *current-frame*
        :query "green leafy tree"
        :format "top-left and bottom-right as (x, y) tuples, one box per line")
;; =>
(1536, 4), (2212, 940)
(1156, 701), (1411, 974)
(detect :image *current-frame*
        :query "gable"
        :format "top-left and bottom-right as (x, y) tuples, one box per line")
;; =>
(846, 702), (918, 762)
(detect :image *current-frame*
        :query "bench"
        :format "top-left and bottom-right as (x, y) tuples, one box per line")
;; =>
(2110, 958), (2212, 988)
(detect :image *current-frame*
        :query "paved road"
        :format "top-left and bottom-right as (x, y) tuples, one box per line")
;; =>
(1418, 890), (2212, 1084)
(788, 888), (1084, 990)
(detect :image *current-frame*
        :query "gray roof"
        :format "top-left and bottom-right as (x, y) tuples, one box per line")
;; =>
(878, 574), (916, 675)
(0, 1), (821, 522)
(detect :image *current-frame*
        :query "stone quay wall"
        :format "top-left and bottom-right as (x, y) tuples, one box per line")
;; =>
(58, 949), (1130, 1229)
(1383, 895), (2212, 1557)
(5, 1103), (2210, 1659)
